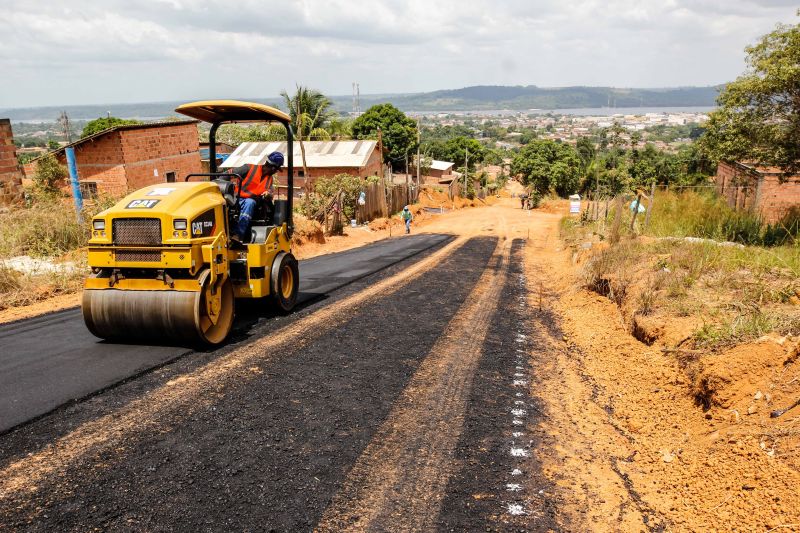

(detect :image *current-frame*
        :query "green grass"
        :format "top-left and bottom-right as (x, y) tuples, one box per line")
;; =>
(694, 311), (800, 348)
(0, 195), (117, 259)
(646, 190), (800, 247)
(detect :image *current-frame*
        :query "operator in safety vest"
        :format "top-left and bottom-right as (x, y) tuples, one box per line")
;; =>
(225, 151), (284, 242)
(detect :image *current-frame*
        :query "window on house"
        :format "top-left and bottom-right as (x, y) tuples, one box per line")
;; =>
(166, 171), (176, 183)
(79, 182), (98, 199)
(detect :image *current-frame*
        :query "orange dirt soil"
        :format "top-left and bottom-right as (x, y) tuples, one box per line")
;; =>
(531, 210), (800, 530)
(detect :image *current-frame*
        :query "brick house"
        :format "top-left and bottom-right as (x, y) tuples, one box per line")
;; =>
(715, 161), (800, 224)
(0, 119), (24, 206)
(221, 140), (381, 194)
(428, 160), (454, 180)
(26, 121), (201, 197)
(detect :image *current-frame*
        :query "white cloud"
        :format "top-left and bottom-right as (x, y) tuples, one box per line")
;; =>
(0, 0), (797, 107)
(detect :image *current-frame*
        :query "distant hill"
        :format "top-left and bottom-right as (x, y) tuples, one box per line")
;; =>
(0, 85), (721, 121)
(382, 85), (722, 111)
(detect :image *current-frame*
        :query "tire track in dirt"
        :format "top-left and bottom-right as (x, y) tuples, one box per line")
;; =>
(316, 237), (511, 532)
(0, 235), (470, 504)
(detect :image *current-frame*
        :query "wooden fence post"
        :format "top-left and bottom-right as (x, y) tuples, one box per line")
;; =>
(611, 195), (623, 244)
(629, 192), (642, 234)
(643, 182), (656, 232)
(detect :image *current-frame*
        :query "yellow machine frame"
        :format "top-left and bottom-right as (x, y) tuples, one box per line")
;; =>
(82, 100), (298, 345)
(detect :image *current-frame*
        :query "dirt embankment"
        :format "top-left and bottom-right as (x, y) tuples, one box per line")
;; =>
(538, 223), (800, 530)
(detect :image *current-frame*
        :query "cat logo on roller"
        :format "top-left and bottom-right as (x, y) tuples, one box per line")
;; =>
(191, 209), (216, 237)
(126, 199), (160, 209)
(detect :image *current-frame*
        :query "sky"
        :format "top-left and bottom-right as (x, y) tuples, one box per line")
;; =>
(0, 0), (798, 108)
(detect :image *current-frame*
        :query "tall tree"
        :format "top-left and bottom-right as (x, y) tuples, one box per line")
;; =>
(352, 103), (418, 172)
(701, 14), (800, 176)
(511, 140), (581, 197)
(281, 85), (336, 187)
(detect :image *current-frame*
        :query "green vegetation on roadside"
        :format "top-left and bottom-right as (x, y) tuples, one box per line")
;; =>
(572, 235), (800, 350)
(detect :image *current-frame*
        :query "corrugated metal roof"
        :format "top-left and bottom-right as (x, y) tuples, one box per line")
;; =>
(220, 140), (378, 169)
(430, 160), (454, 171)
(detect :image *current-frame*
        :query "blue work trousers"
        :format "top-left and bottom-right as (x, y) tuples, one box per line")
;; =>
(237, 197), (257, 239)
(405, 218), (412, 234)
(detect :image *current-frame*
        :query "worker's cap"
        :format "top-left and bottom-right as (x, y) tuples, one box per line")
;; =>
(266, 151), (284, 168)
(403, 205), (409, 210)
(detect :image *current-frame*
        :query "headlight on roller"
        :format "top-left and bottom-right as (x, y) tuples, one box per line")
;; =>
(92, 219), (105, 230)
(173, 219), (187, 231)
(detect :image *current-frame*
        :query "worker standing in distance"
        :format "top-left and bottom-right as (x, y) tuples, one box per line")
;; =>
(401, 205), (413, 234)
(227, 151), (284, 241)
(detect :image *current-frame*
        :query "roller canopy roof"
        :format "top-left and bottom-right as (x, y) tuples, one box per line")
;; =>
(175, 100), (291, 124)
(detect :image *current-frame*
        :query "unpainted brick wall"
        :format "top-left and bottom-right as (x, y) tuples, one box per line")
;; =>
(125, 152), (202, 190)
(755, 175), (800, 224)
(714, 161), (757, 212)
(53, 131), (129, 196)
(118, 124), (201, 191)
(715, 161), (800, 224)
(0, 119), (24, 205)
(41, 124), (202, 197)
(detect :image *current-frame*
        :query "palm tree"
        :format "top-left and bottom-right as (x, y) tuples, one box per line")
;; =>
(280, 85), (336, 189)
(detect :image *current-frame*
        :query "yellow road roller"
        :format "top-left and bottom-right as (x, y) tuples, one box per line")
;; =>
(82, 100), (299, 345)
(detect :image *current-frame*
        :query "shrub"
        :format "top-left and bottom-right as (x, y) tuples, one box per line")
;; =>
(302, 174), (364, 222)
(32, 154), (67, 196)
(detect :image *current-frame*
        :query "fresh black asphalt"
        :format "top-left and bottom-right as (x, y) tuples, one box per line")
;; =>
(0, 234), (451, 434)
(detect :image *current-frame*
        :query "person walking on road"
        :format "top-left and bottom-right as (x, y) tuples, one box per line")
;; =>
(401, 205), (413, 234)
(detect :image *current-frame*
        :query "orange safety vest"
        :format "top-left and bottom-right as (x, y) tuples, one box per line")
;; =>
(236, 165), (273, 199)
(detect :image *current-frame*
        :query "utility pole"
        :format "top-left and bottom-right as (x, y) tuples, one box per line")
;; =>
(377, 127), (384, 183)
(405, 151), (410, 205)
(416, 118), (421, 196)
(464, 146), (469, 198)
(59, 111), (72, 144)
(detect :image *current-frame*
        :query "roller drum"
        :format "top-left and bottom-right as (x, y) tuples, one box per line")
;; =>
(83, 289), (203, 344)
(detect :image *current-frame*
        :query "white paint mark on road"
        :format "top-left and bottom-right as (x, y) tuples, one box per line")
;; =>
(514, 372), (525, 378)
(514, 400), (526, 406)
(510, 448), (529, 458)
(511, 468), (523, 476)
(513, 380), (528, 386)
(506, 483), (522, 492)
(511, 409), (526, 417)
(513, 419), (524, 426)
(507, 503), (528, 515)
(512, 432), (523, 438)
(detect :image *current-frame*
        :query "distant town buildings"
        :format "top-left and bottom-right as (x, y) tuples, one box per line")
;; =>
(415, 110), (710, 151)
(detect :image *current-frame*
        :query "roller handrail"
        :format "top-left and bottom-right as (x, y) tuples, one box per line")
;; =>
(183, 172), (242, 182)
